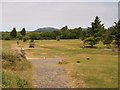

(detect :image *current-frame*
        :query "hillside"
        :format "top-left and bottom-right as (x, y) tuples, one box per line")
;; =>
(34, 27), (59, 32)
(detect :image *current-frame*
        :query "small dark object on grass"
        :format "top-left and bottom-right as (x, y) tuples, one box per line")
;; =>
(87, 57), (90, 60)
(76, 61), (80, 63)
(56, 36), (60, 41)
(29, 40), (35, 48)
(58, 60), (68, 64)
(17, 41), (19, 45)
(58, 61), (62, 64)
(23, 37), (26, 42)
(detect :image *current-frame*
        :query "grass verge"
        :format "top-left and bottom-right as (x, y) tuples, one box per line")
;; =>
(2, 47), (32, 88)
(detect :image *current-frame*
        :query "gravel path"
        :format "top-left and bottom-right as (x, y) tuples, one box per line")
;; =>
(30, 58), (71, 88)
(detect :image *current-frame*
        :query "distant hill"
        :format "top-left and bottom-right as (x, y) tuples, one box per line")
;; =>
(34, 27), (59, 32)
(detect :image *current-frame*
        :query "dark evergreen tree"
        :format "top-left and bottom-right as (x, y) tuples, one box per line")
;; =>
(113, 20), (120, 50)
(88, 16), (104, 37)
(61, 25), (68, 32)
(20, 28), (26, 37)
(84, 16), (104, 47)
(10, 27), (17, 38)
(102, 28), (114, 48)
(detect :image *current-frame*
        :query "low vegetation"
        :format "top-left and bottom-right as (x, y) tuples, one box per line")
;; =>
(2, 71), (30, 88)
(2, 48), (31, 70)
(66, 54), (118, 88)
(8, 39), (117, 88)
(2, 45), (32, 88)
(1, 16), (120, 51)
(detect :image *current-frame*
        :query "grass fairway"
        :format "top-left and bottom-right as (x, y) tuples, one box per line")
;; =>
(2, 39), (118, 88)
(68, 54), (118, 88)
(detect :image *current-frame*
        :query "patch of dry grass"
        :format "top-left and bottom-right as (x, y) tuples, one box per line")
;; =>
(2, 39), (118, 88)
(2, 40), (32, 88)
(65, 54), (118, 88)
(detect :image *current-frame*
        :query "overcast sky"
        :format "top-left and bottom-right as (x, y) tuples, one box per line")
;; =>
(1, 0), (120, 2)
(1, 1), (119, 31)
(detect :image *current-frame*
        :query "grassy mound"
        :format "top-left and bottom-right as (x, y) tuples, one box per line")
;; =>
(2, 48), (32, 88)
(2, 48), (31, 70)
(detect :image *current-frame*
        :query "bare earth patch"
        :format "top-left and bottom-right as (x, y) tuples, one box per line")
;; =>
(30, 58), (73, 88)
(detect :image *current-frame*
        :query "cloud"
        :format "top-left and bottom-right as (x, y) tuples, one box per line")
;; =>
(2, 2), (118, 31)
(2, 0), (120, 2)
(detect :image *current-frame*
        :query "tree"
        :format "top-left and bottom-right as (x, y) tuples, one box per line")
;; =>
(20, 28), (27, 42)
(70, 27), (82, 39)
(2, 32), (11, 40)
(84, 36), (99, 47)
(10, 27), (17, 38)
(61, 25), (68, 32)
(80, 29), (88, 40)
(84, 16), (104, 47)
(16, 32), (23, 40)
(102, 27), (114, 48)
(88, 16), (104, 37)
(20, 28), (26, 37)
(113, 20), (120, 50)
(29, 32), (40, 40)
(53, 30), (61, 38)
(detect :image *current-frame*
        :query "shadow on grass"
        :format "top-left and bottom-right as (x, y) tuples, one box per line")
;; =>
(83, 46), (97, 49)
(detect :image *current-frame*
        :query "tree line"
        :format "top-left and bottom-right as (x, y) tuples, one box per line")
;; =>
(1, 16), (120, 49)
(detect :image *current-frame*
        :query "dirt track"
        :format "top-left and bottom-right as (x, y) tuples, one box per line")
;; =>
(30, 58), (72, 88)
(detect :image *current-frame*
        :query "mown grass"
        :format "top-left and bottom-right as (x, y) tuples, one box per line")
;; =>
(10, 39), (117, 59)
(67, 54), (118, 88)
(1, 39), (118, 88)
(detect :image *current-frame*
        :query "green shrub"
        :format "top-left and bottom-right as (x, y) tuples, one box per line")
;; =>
(84, 36), (99, 47)
(4, 36), (11, 40)
(56, 36), (60, 41)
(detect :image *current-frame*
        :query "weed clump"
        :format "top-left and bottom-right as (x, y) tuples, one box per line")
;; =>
(2, 48), (31, 70)
(58, 60), (68, 64)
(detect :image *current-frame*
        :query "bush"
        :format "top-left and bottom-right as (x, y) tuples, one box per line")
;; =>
(4, 36), (11, 40)
(16, 34), (23, 40)
(2, 49), (20, 63)
(23, 37), (26, 42)
(2, 48), (32, 88)
(2, 48), (31, 70)
(56, 36), (60, 41)
(29, 32), (40, 40)
(112, 40), (118, 47)
(84, 36), (99, 47)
